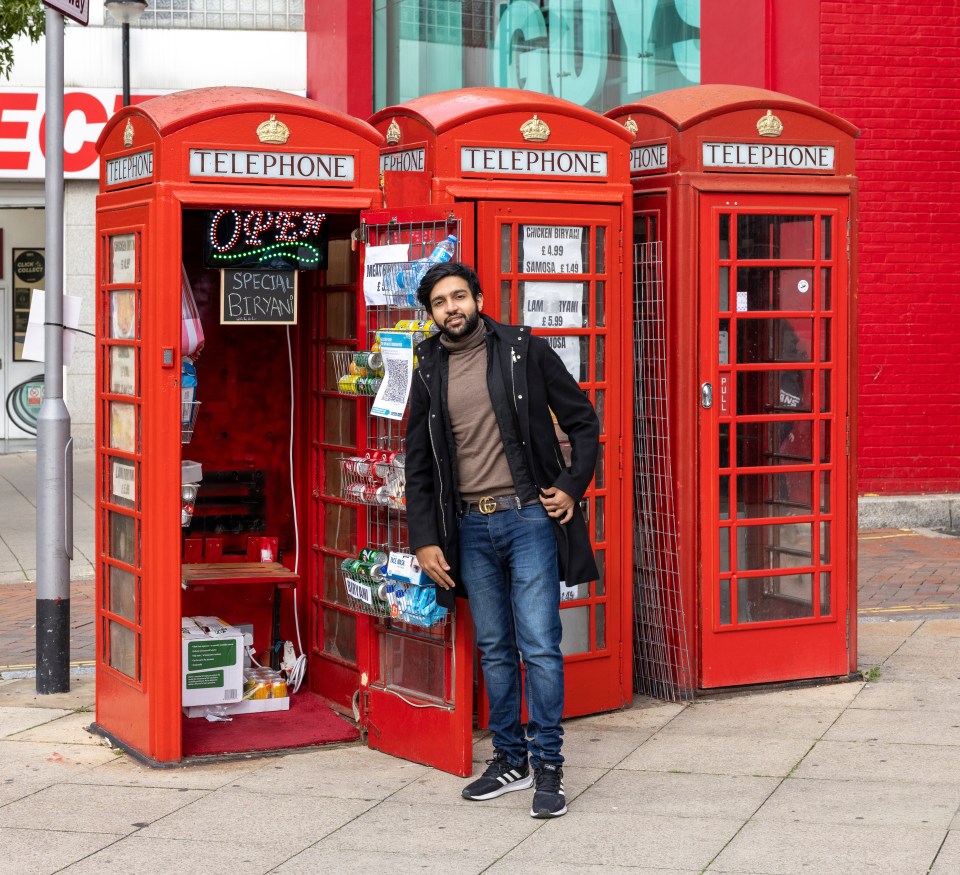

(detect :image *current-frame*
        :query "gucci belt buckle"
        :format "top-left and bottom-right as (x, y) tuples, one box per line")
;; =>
(477, 495), (498, 514)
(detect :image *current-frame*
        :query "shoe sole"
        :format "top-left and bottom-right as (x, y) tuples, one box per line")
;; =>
(530, 803), (568, 818)
(462, 774), (534, 801)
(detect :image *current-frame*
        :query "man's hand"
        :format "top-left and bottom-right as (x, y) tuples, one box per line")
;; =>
(415, 545), (456, 590)
(539, 486), (575, 524)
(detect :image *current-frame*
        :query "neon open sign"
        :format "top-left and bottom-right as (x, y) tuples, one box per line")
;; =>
(203, 209), (328, 270)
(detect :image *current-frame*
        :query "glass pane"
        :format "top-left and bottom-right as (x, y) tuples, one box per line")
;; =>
(737, 318), (813, 363)
(501, 280), (511, 323)
(540, 335), (588, 382)
(595, 281), (605, 327)
(820, 471), (831, 513)
(108, 565), (137, 622)
(382, 632), (446, 702)
(719, 319), (729, 364)
(595, 443), (605, 488)
(739, 522), (814, 571)
(821, 420), (832, 463)
(108, 511), (136, 566)
(821, 268), (832, 310)
(820, 521), (831, 562)
(325, 502), (357, 553)
(595, 336), (605, 381)
(110, 235), (136, 284)
(719, 528), (730, 572)
(325, 453), (344, 499)
(520, 281), (588, 329)
(821, 216), (832, 260)
(719, 579), (731, 624)
(737, 370), (811, 416)
(559, 606), (590, 655)
(737, 421), (814, 467)
(719, 214), (730, 260)
(595, 549), (605, 596)
(719, 474), (730, 519)
(109, 347), (137, 396)
(737, 215), (814, 260)
(109, 402), (137, 453)
(738, 472), (813, 518)
(109, 290), (137, 339)
(500, 223), (512, 273)
(820, 371), (831, 413)
(595, 389), (604, 434)
(719, 422), (730, 469)
(738, 574), (814, 622)
(323, 554), (350, 607)
(595, 226), (605, 273)
(820, 572), (832, 615)
(594, 496), (605, 541)
(109, 457), (137, 510)
(323, 396), (355, 447)
(519, 225), (588, 275)
(820, 320), (832, 361)
(736, 268), (815, 313)
(108, 621), (137, 678)
(718, 266), (729, 311)
(323, 607), (357, 664)
(324, 290), (355, 339)
(595, 603), (606, 650)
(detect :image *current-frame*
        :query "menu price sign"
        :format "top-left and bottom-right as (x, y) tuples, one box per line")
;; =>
(520, 225), (583, 274)
(522, 282), (585, 329)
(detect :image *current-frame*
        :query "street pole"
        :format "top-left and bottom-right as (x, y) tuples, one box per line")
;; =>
(36, 7), (73, 695)
(122, 21), (130, 106)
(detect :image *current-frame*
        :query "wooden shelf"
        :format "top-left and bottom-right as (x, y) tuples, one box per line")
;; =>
(181, 562), (299, 590)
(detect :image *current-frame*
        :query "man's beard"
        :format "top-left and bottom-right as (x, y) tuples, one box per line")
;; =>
(438, 308), (480, 339)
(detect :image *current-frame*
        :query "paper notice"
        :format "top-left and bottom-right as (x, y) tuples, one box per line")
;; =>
(363, 244), (409, 306)
(22, 290), (83, 366)
(522, 281), (585, 329)
(370, 330), (415, 420)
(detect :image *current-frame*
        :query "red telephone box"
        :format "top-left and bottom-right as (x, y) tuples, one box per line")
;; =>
(606, 85), (858, 693)
(92, 87), (411, 764)
(349, 88), (635, 765)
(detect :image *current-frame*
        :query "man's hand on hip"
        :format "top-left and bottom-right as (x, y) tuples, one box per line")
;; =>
(539, 486), (575, 524)
(415, 545), (456, 590)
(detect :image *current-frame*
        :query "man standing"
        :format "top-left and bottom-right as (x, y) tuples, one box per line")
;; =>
(405, 261), (599, 819)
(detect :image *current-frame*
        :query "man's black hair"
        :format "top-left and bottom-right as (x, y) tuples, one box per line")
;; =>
(416, 261), (483, 311)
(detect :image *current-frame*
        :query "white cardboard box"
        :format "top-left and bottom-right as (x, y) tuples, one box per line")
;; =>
(183, 696), (291, 719)
(181, 616), (244, 707)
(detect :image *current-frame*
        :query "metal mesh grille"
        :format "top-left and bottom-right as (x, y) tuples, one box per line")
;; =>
(633, 240), (694, 701)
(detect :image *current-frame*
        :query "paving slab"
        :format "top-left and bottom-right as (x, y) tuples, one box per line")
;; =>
(552, 718), (659, 768)
(915, 618), (960, 638)
(0, 783), (207, 834)
(0, 779), (50, 808)
(0, 705), (73, 738)
(10, 712), (102, 746)
(823, 706), (960, 746)
(708, 819), (945, 875)
(572, 769), (779, 820)
(0, 740), (118, 783)
(496, 811), (742, 871)
(489, 863), (700, 875)
(752, 776), (960, 828)
(793, 739), (960, 785)
(274, 847), (495, 875)
(58, 834), (297, 875)
(931, 830), (960, 874)
(317, 798), (542, 859)
(68, 754), (265, 790)
(849, 677), (960, 713)
(706, 679), (864, 710)
(654, 700), (841, 740)
(0, 675), (96, 711)
(618, 731), (815, 777)
(0, 826), (120, 875)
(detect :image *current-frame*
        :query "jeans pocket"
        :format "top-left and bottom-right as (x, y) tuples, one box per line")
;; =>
(514, 504), (550, 524)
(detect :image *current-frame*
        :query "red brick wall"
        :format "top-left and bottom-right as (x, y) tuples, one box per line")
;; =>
(820, 3), (960, 494)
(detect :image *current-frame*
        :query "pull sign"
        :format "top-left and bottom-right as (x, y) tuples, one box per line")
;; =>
(701, 382), (713, 409)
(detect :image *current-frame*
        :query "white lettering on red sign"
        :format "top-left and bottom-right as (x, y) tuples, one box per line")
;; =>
(380, 148), (425, 172)
(0, 88), (163, 180)
(189, 149), (355, 182)
(460, 146), (607, 178)
(702, 142), (835, 171)
(630, 143), (668, 173)
(105, 149), (154, 186)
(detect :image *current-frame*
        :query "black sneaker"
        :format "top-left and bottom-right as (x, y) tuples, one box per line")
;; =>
(530, 763), (567, 818)
(462, 750), (533, 801)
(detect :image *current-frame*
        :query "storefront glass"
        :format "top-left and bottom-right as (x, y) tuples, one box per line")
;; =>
(373, 0), (700, 111)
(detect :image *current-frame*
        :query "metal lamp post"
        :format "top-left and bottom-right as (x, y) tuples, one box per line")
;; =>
(104, 0), (148, 107)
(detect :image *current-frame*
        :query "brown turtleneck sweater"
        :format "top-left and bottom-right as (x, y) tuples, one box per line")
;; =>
(440, 318), (515, 500)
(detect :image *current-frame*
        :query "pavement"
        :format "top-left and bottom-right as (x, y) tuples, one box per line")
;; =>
(2, 449), (960, 873)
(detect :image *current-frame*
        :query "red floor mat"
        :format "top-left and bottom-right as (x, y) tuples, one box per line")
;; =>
(182, 692), (359, 757)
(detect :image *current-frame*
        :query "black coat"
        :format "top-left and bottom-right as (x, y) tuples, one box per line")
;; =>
(405, 314), (600, 608)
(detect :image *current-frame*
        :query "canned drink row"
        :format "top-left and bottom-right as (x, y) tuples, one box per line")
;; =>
(337, 373), (383, 396)
(344, 481), (406, 509)
(342, 452), (406, 479)
(243, 667), (288, 700)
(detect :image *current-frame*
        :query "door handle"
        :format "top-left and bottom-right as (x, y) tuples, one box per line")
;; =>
(701, 382), (713, 409)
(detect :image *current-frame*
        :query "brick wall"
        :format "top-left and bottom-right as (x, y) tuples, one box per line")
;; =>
(820, 3), (960, 494)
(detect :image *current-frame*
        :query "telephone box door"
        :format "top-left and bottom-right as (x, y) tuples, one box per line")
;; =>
(477, 200), (630, 717)
(699, 194), (850, 687)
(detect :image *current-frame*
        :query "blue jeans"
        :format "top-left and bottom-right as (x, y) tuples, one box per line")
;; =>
(459, 503), (564, 767)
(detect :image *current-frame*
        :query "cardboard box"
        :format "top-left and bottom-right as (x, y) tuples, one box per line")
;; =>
(181, 616), (244, 707)
(183, 696), (291, 719)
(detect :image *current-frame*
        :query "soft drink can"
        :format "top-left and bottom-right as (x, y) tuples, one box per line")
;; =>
(372, 450), (399, 477)
(359, 548), (388, 565)
(364, 376), (383, 395)
(343, 456), (370, 476)
(422, 320), (438, 335)
(337, 374), (360, 395)
(354, 351), (383, 371)
(355, 560), (386, 581)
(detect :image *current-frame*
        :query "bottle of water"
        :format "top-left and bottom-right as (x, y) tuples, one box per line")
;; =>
(398, 235), (458, 300)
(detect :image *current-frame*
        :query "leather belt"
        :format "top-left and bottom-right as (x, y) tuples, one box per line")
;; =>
(461, 494), (536, 514)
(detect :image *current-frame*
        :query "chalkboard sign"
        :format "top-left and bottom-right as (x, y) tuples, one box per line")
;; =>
(220, 270), (298, 325)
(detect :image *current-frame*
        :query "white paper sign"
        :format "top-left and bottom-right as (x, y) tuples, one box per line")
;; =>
(736, 291), (749, 312)
(522, 282), (585, 329)
(111, 234), (136, 283)
(521, 226), (583, 274)
(371, 331), (415, 420)
(112, 460), (136, 504)
(559, 580), (580, 602)
(345, 576), (373, 605)
(110, 346), (136, 395)
(22, 290), (82, 366)
(363, 244), (409, 306)
(542, 335), (582, 383)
